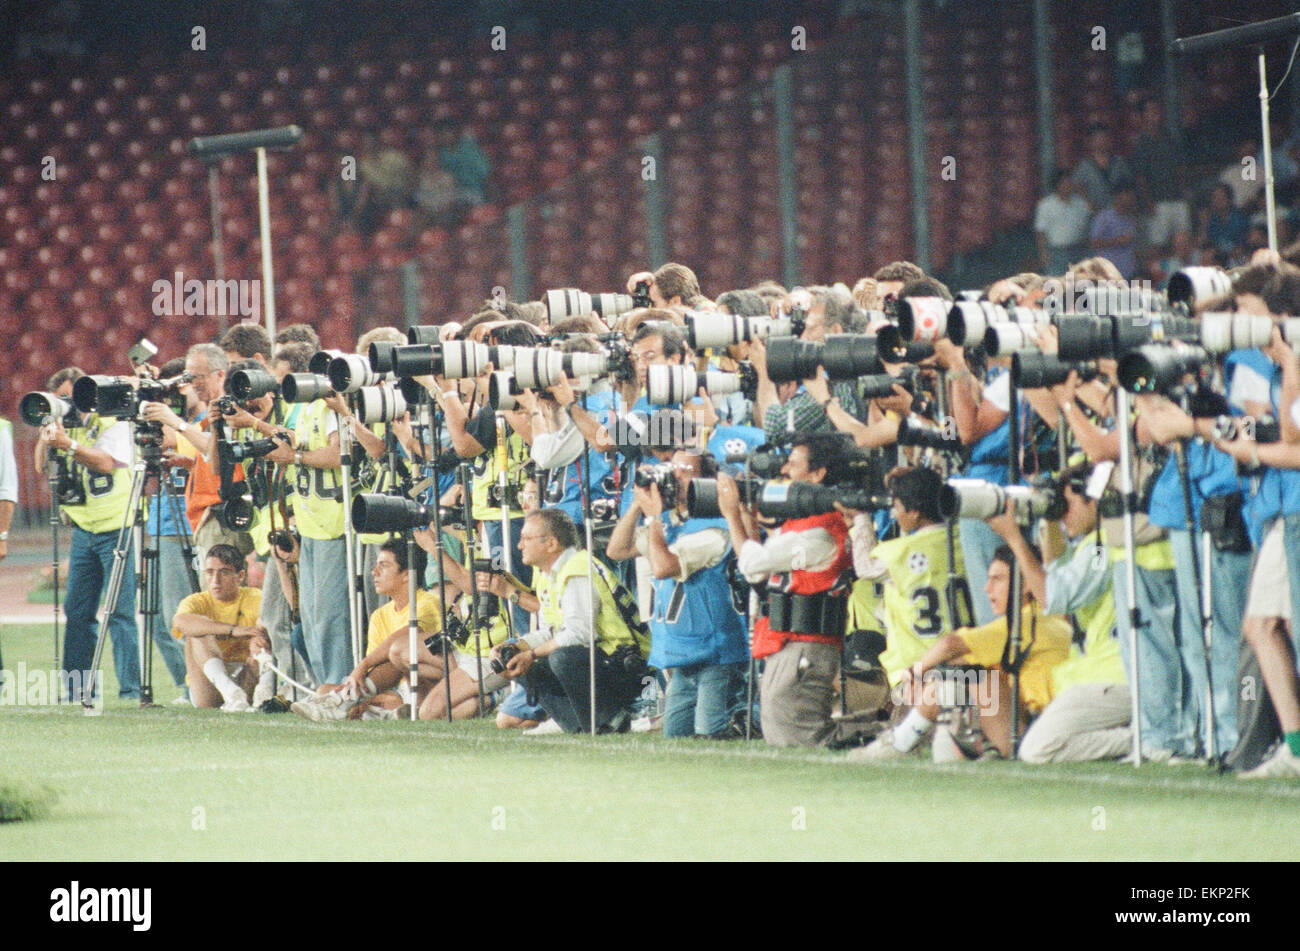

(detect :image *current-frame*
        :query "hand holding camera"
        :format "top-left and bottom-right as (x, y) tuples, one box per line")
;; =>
(139, 400), (185, 431)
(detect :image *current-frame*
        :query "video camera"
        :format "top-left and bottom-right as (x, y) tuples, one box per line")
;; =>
(70, 372), (191, 420)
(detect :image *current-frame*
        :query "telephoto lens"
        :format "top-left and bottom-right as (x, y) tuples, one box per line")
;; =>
(327, 354), (382, 393)
(440, 340), (490, 379)
(895, 418), (963, 451)
(219, 436), (281, 466)
(488, 371), (521, 411)
(228, 364), (280, 401)
(368, 340), (402, 374)
(351, 493), (433, 534)
(894, 297), (952, 343)
(20, 391), (77, 427)
(562, 350), (609, 378)
(685, 311), (750, 350)
(1011, 352), (1095, 390)
(71, 375), (138, 417)
(591, 292), (634, 318)
(512, 347), (564, 390)
(647, 365), (743, 404)
(983, 319), (1043, 357)
(753, 482), (885, 520)
(544, 288), (592, 321)
(354, 384), (408, 424)
(939, 479), (1054, 519)
(1197, 312), (1273, 353)
(280, 373), (332, 403)
(309, 348), (348, 376)
(1167, 267), (1232, 308)
(406, 325), (441, 345)
(947, 299), (1011, 347)
(766, 337), (823, 383)
(1117, 344), (1210, 394)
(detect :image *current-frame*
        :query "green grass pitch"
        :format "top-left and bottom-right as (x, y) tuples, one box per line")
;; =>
(2, 621), (1298, 860)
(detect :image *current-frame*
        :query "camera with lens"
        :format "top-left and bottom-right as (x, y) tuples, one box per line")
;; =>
(490, 641), (522, 676)
(1212, 414), (1281, 446)
(351, 493), (434, 533)
(228, 364), (280, 401)
(280, 373), (332, 404)
(211, 394), (239, 418)
(858, 365), (919, 401)
(219, 431), (290, 467)
(328, 353), (389, 394)
(544, 288), (636, 322)
(389, 340), (490, 380)
(486, 482), (524, 510)
(634, 462), (679, 508)
(354, 384), (407, 424)
(54, 454), (86, 507)
(895, 417), (962, 451)
(71, 372), (190, 421)
(766, 334), (886, 383)
(939, 478), (1057, 520)
(1011, 352), (1098, 390)
(268, 527), (301, 554)
(646, 363), (757, 405)
(1117, 343), (1211, 395)
(632, 279), (653, 309)
(20, 391), (80, 429)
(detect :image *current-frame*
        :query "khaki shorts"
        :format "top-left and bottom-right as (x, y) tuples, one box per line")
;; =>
(1246, 520), (1291, 620)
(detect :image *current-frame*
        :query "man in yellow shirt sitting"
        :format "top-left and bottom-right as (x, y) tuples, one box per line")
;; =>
(291, 539), (445, 721)
(172, 544), (272, 712)
(851, 542), (1071, 760)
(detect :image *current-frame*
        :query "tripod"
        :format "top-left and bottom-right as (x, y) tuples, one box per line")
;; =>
(83, 427), (198, 711)
(46, 450), (65, 702)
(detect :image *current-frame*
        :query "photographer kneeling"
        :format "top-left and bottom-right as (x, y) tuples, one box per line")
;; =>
(606, 449), (748, 738)
(489, 509), (651, 733)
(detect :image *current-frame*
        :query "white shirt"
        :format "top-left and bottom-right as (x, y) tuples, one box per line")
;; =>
(1034, 193), (1092, 247)
(737, 525), (838, 584)
(528, 548), (595, 649)
(94, 419), (133, 468)
(0, 420), (17, 503)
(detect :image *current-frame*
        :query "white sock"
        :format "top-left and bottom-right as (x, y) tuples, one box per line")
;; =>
(251, 652), (276, 703)
(893, 709), (934, 753)
(203, 658), (244, 703)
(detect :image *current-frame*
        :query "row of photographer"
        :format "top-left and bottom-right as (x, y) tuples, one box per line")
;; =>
(22, 253), (1300, 776)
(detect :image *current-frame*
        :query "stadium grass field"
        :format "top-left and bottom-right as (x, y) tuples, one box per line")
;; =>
(3, 621), (1298, 861)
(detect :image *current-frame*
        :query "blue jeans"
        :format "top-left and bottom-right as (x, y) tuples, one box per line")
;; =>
(521, 645), (642, 733)
(1112, 558), (1191, 756)
(663, 662), (746, 737)
(299, 535), (353, 684)
(1168, 530), (1248, 756)
(154, 534), (195, 688)
(960, 518), (1002, 625)
(64, 525), (139, 700)
(484, 516), (530, 635)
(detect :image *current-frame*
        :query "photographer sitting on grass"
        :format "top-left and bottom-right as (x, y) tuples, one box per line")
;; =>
(290, 539), (445, 721)
(172, 544), (273, 712)
(850, 543), (1071, 761)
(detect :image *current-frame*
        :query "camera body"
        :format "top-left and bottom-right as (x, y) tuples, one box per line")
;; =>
(634, 462), (679, 508)
(490, 642), (522, 675)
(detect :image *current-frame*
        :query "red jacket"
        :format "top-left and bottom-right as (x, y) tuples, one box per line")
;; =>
(751, 511), (852, 659)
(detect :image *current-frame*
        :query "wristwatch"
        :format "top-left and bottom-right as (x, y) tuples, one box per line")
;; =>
(294, 450), (304, 466)
(0, 532), (9, 541)
(68, 440), (80, 455)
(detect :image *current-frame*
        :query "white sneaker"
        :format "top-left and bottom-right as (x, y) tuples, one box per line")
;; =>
(522, 718), (564, 736)
(291, 697), (324, 721)
(221, 693), (251, 713)
(1240, 744), (1300, 779)
(630, 714), (662, 734)
(170, 694), (192, 707)
(846, 728), (909, 762)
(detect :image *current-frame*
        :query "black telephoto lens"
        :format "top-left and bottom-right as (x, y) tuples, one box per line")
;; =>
(229, 365), (279, 401)
(351, 493), (431, 534)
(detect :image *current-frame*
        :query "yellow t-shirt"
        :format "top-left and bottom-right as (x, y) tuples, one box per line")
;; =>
(955, 604), (1072, 715)
(172, 587), (263, 663)
(366, 589), (442, 655)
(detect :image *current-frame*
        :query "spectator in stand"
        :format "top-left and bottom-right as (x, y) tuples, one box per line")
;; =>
(1073, 124), (1134, 212)
(1035, 169), (1092, 276)
(1219, 138), (1264, 210)
(415, 146), (465, 229)
(1089, 179), (1139, 279)
(434, 120), (491, 206)
(1130, 95), (1191, 251)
